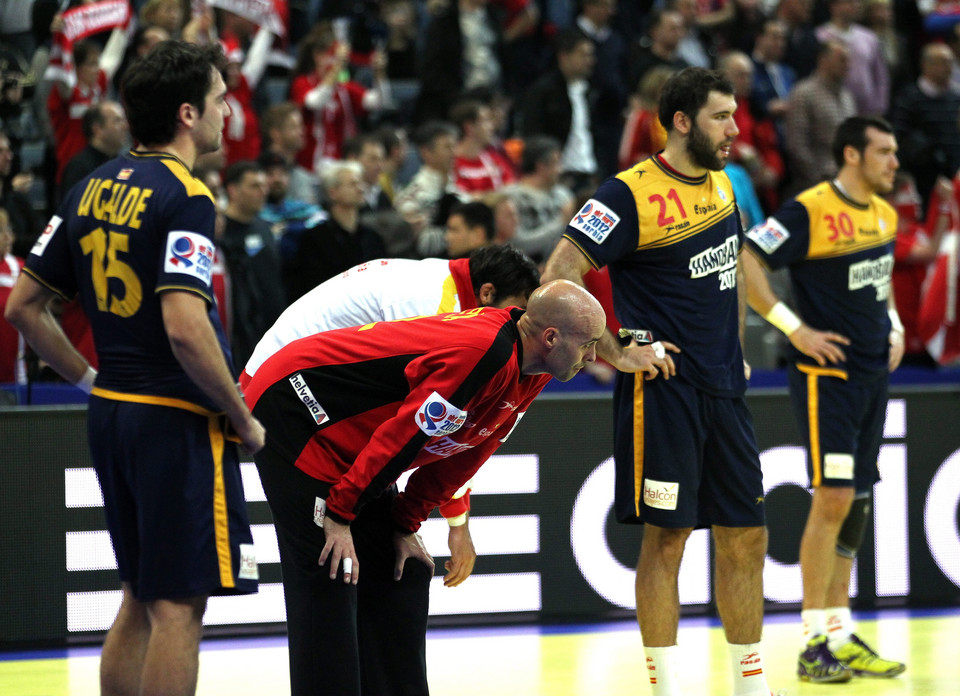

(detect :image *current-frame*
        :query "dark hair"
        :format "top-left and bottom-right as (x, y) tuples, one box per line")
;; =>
(81, 102), (108, 141)
(451, 201), (495, 242)
(520, 135), (561, 175)
(262, 101), (300, 140)
(657, 67), (734, 133)
(412, 120), (458, 149)
(831, 116), (894, 168)
(121, 40), (226, 147)
(448, 99), (485, 132)
(224, 160), (264, 188)
(468, 245), (541, 304)
(73, 40), (100, 70)
(294, 24), (335, 76)
(555, 28), (591, 56)
(342, 133), (381, 160)
(375, 124), (403, 155)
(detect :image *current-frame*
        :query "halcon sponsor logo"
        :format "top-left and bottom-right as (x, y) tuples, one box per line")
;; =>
(643, 478), (679, 510)
(288, 372), (329, 425)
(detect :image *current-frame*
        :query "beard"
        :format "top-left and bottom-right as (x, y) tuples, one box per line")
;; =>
(687, 122), (728, 171)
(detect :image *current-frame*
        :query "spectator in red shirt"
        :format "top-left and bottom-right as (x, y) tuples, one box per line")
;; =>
(0, 208), (24, 384)
(450, 99), (517, 195)
(221, 26), (274, 169)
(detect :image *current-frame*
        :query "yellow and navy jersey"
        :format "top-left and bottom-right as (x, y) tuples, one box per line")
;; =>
(563, 155), (746, 397)
(24, 151), (232, 410)
(745, 181), (898, 380)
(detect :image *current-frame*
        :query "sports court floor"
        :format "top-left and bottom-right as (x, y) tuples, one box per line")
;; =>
(2, 608), (957, 695)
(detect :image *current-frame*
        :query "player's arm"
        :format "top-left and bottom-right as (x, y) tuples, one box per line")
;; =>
(542, 237), (678, 379)
(887, 289), (904, 373)
(4, 274), (95, 390)
(160, 290), (265, 453)
(437, 484), (476, 587)
(737, 254), (751, 381)
(740, 246), (850, 365)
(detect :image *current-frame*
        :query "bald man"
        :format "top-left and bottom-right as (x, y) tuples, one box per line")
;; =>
(243, 280), (604, 696)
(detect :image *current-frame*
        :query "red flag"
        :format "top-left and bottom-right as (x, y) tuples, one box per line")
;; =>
(917, 231), (960, 365)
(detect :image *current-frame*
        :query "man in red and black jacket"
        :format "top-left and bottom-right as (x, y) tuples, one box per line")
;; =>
(243, 279), (604, 696)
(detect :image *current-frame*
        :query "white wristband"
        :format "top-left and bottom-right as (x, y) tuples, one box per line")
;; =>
(75, 366), (97, 394)
(446, 513), (467, 527)
(888, 308), (904, 334)
(764, 301), (802, 336)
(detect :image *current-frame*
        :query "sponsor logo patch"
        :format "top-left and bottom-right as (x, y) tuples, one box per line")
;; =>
(31, 216), (63, 257)
(163, 231), (215, 284)
(823, 453), (854, 480)
(569, 198), (620, 244)
(238, 543), (258, 580)
(117, 168), (133, 181)
(313, 497), (326, 527)
(423, 436), (475, 457)
(289, 372), (329, 425)
(746, 217), (790, 254)
(643, 478), (679, 510)
(415, 392), (467, 437)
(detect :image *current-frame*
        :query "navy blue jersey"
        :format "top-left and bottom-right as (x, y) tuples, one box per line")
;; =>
(24, 151), (232, 410)
(563, 156), (746, 397)
(744, 181), (898, 381)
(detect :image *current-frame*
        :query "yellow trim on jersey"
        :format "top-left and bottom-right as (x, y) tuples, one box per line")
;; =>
(436, 273), (459, 314)
(157, 157), (215, 202)
(634, 376), (645, 517)
(155, 283), (214, 304)
(20, 267), (72, 301)
(796, 363), (848, 487)
(796, 182), (897, 260)
(639, 206), (738, 250)
(561, 233), (604, 271)
(90, 387), (221, 417)
(209, 415), (234, 588)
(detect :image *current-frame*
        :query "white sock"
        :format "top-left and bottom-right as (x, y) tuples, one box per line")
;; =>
(801, 608), (826, 643)
(644, 645), (683, 696)
(826, 606), (853, 650)
(728, 642), (771, 696)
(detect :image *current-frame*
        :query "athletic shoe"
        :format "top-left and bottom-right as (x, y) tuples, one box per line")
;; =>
(833, 634), (906, 678)
(797, 634), (853, 683)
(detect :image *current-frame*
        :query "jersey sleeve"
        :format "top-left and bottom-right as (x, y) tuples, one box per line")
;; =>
(743, 199), (812, 270)
(155, 194), (218, 303)
(562, 177), (641, 270)
(22, 212), (76, 299)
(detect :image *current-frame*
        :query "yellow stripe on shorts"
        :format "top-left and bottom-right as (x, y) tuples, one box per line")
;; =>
(209, 416), (234, 588)
(796, 363), (847, 488)
(633, 376), (645, 517)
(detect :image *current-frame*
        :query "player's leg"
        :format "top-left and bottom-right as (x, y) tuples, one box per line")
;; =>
(800, 485), (855, 612)
(140, 595), (208, 696)
(713, 525), (767, 644)
(635, 524), (693, 647)
(100, 583), (150, 696)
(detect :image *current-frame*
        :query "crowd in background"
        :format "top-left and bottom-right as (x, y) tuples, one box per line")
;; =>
(3, 0), (960, 387)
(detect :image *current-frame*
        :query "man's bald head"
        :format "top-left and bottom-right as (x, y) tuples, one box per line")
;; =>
(520, 280), (606, 381)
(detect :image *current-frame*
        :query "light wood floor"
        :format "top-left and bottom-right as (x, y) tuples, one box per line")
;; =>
(2, 610), (957, 695)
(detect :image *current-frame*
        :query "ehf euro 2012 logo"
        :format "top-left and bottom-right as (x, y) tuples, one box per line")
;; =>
(570, 198), (620, 244)
(163, 231), (214, 284)
(415, 392), (468, 437)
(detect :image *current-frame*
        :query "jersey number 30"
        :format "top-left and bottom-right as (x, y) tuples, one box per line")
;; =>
(80, 227), (143, 317)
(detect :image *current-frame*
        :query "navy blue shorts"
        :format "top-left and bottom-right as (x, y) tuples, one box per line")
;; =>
(787, 363), (887, 493)
(87, 395), (258, 601)
(613, 373), (765, 529)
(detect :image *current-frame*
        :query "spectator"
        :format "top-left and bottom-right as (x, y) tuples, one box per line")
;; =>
(381, 0), (419, 80)
(861, 0), (911, 96)
(285, 161), (386, 300)
(777, 0), (820, 79)
(784, 39), (856, 193)
(520, 30), (599, 197)
(395, 120), (469, 258)
(481, 190), (520, 245)
(751, 19), (796, 128)
(261, 101), (318, 206)
(451, 99), (517, 195)
(343, 134), (392, 213)
(414, 0), (505, 124)
(626, 8), (690, 95)
(816, 0), (890, 115)
(59, 100), (128, 203)
(445, 200), (495, 258)
(0, 130), (40, 258)
(0, 207), (24, 384)
(221, 27), (274, 168)
(374, 123), (412, 203)
(257, 150), (328, 266)
(890, 42), (960, 210)
(576, 0), (629, 178)
(619, 65), (675, 170)
(290, 26), (391, 173)
(112, 24), (170, 96)
(502, 135), (576, 264)
(669, 0), (713, 69)
(219, 161), (286, 374)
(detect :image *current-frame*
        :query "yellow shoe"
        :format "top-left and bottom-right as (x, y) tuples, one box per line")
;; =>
(833, 634), (906, 678)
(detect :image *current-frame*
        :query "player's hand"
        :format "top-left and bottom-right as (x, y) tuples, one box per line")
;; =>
(11, 172), (33, 194)
(788, 324), (849, 365)
(743, 358), (752, 381)
(319, 515), (358, 584)
(235, 414), (266, 455)
(614, 339), (680, 381)
(393, 530), (434, 581)
(888, 329), (904, 372)
(443, 522), (476, 587)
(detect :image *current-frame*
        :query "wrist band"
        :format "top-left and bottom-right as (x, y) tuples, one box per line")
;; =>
(888, 308), (905, 334)
(75, 367), (97, 394)
(446, 513), (467, 527)
(764, 302), (802, 336)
